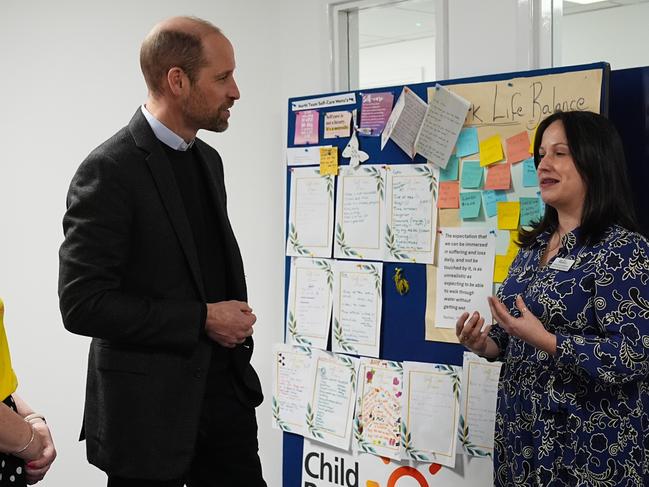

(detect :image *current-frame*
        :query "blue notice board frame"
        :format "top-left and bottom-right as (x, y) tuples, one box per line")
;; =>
(282, 62), (609, 487)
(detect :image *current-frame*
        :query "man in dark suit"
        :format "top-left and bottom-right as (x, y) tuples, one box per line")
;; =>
(58, 16), (266, 487)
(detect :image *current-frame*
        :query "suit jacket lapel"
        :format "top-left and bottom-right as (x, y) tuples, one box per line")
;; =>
(128, 110), (206, 300)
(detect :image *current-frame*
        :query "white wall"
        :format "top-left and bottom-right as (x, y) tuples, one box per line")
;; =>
(560, 2), (649, 70)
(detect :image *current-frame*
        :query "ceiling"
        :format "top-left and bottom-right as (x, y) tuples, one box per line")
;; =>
(358, 0), (649, 49)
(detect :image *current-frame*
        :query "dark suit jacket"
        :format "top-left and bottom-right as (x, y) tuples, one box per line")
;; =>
(58, 109), (263, 480)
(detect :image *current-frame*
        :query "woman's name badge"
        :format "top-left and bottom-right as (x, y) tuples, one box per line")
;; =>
(550, 257), (575, 271)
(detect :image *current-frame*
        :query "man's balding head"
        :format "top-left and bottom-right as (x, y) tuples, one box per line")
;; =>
(140, 16), (222, 96)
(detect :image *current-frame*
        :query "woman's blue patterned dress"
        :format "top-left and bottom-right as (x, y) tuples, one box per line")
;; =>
(489, 225), (649, 486)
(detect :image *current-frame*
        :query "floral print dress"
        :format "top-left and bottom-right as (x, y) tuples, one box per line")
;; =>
(489, 225), (649, 486)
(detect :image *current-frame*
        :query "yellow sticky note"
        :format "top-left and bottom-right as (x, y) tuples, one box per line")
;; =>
(497, 201), (520, 230)
(507, 230), (520, 257)
(529, 127), (537, 154)
(319, 147), (338, 175)
(479, 135), (504, 167)
(494, 254), (515, 283)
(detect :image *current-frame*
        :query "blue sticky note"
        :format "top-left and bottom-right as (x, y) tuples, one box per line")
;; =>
(537, 190), (546, 215)
(483, 190), (508, 218)
(440, 155), (459, 182)
(520, 197), (542, 225)
(461, 161), (483, 189)
(460, 192), (482, 219)
(522, 157), (538, 187)
(456, 127), (479, 157)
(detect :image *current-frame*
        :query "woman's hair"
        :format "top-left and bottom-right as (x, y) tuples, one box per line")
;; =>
(518, 110), (639, 248)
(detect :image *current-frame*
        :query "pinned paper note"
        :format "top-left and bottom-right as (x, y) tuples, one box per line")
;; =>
(455, 127), (479, 157)
(324, 111), (352, 138)
(415, 84), (470, 169)
(381, 87), (427, 158)
(440, 155), (459, 182)
(438, 181), (460, 209)
(522, 157), (539, 187)
(497, 201), (520, 230)
(460, 161), (483, 189)
(494, 254), (516, 283)
(520, 197), (541, 226)
(460, 192), (482, 219)
(360, 92), (394, 136)
(287, 145), (331, 167)
(505, 131), (531, 164)
(319, 147), (338, 175)
(294, 110), (319, 145)
(483, 190), (507, 218)
(484, 163), (511, 191)
(479, 135), (504, 167)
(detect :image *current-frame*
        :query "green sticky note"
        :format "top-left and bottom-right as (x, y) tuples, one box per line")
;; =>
(440, 155), (459, 182)
(522, 157), (538, 187)
(483, 190), (508, 218)
(520, 197), (541, 225)
(460, 192), (482, 219)
(461, 161), (483, 189)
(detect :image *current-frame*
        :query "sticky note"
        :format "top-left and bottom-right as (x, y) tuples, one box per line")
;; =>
(505, 131), (531, 164)
(460, 192), (482, 219)
(455, 127), (479, 157)
(323, 110), (352, 138)
(319, 147), (338, 175)
(507, 230), (520, 256)
(484, 163), (511, 190)
(438, 181), (460, 209)
(461, 161), (483, 189)
(483, 190), (507, 218)
(440, 155), (459, 182)
(520, 197), (541, 226)
(522, 157), (539, 187)
(494, 254), (516, 283)
(529, 127), (537, 153)
(294, 110), (319, 145)
(497, 201), (520, 230)
(479, 135), (504, 167)
(438, 209), (461, 227)
(537, 190), (546, 214)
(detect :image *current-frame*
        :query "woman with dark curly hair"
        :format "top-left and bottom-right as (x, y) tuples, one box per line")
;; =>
(456, 110), (649, 486)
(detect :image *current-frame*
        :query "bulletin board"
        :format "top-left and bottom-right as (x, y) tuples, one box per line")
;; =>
(281, 62), (609, 487)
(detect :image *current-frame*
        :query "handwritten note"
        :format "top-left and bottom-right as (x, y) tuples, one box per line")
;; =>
(522, 157), (539, 187)
(294, 110), (319, 145)
(497, 201), (520, 230)
(459, 353), (502, 457)
(440, 154), (459, 182)
(401, 362), (462, 468)
(435, 228), (495, 327)
(332, 261), (383, 358)
(334, 165), (386, 261)
(438, 181), (460, 209)
(460, 192), (482, 220)
(455, 127), (479, 157)
(505, 131), (531, 164)
(384, 164), (438, 263)
(381, 87), (428, 158)
(460, 161), (483, 189)
(324, 111), (352, 138)
(484, 163), (511, 191)
(482, 190), (507, 218)
(272, 344), (313, 435)
(479, 135), (504, 167)
(306, 350), (359, 450)
(287, 258), (333, 350)
(354, 358), (403, 459)
(416, 84), (471, 169)
(520, 197), (541, 226)
(360, 92), (394, 136)
(319, 147), (338, 175)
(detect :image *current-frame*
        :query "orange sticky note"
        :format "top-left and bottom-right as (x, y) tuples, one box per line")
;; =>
(497, 201), (520, 230)
(479, 135), (504, 167)
(319, 147), (338, 175)
(505, 131), (531, 164)
(494, 254), (516, 283)
(485, 163), (511, 190)
(438, 181), (460, 209)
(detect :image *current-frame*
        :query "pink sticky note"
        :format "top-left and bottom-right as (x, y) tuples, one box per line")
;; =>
(294, 110), (319, 145)
(506, 131), (531, 164)
(438, 181), (460, 209)
(485, 163), (511, 190)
